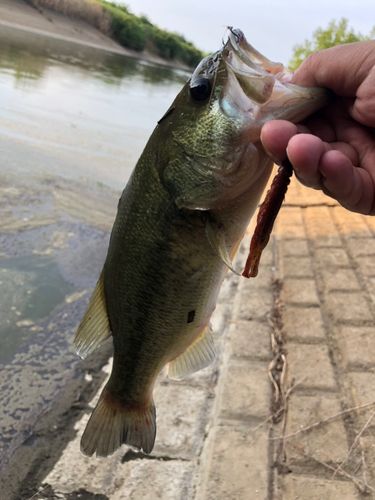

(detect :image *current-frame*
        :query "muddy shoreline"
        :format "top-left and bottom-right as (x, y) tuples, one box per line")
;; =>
(0, 0), (191, 70)
(0, 172), (119, 499)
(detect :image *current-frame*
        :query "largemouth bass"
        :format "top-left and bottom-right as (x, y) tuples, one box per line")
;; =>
(74, 29), (329, 457)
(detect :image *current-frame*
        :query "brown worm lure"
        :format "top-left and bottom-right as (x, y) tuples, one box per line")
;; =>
(242, 159), (293, 278)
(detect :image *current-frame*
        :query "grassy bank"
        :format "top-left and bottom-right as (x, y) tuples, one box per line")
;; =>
(25, 0), (205, 67)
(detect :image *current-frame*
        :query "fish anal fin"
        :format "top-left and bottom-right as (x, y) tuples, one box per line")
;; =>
(81, 387), (156, 457)
(168, 325), (216, 380)
(74, 270), (111, 359)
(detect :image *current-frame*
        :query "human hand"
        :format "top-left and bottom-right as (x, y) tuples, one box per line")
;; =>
(261, 41), (375, 215)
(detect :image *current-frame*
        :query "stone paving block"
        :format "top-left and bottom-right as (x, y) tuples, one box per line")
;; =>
(153, 383), (211, 460)
(114, 459), (194, 500)
(281, 279), (320, 306)
(311, 233), (343, 248)
(356, 435), (375, 489)
(278, 206), (305, 226)
(229, 320), (272, 362)
(210, 301), (231, 338)
(349, 372), (375, 422)
(238, 269), (273, 292)
(347, 238), (375, 258)
(216, 272), (239, 304)
(325, 292), (373, 324)
(286, 344), (337, 391)
(304, 206), (343, 248)
(314, 248), (350, 267)
(320, 268), (361, 293)
(284, 177), (331, 207)
(332, 206), (372, 238)
(218, 361), (270, 421)
(201, 426), (268, 500)
(275, 223), (307, 239)
(280, 256), (314, 279)
(366, 277), (375, 304)
(257, 236), (275, 266)
(282, 307), (326, 343)
(364, 215), (375, 233)
(275, 207), (306, 239)
(281, 474), (358, 500)
(278, 239), (310, 257)
(234, 285), (273, 322)
(338, 326), (375, 370)
(303, 189), (338, 207)
(355, 255), (375, 277)
(284, 395), (348, 466)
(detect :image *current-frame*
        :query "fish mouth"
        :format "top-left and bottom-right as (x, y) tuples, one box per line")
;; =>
(220, 29), (331, 135)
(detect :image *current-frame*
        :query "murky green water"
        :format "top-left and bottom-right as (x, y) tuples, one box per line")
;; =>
(0, 26), (191, 364)
(0, 255), (75, 364)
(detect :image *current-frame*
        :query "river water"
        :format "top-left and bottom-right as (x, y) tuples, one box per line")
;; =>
(0, 26), (190, 363)
(0, 25), (191, 470)
(0, 25), (189, 190)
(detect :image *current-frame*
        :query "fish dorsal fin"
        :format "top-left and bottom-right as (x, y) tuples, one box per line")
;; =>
(74, 270), (111, 359)
(204, 215), (241, 276)
(168, 325), (216, 380)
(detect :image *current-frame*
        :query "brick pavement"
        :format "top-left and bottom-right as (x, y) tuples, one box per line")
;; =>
(38, 174), (375, 499)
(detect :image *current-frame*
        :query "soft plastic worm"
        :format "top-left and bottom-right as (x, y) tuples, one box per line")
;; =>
(242, 159), (293, 278)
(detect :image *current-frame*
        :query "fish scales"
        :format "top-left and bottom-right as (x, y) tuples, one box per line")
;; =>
(74, 29), (330, 457)
(105, 148), (224, 396)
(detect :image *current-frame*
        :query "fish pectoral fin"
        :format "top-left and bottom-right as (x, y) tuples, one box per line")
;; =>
(168, 325), (216, 380)
(204, 216), (241, 276)
(81, 386), (156, 457)
(73, 270), (112, 359)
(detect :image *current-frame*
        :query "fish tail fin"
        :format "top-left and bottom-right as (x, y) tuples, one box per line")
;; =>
(81, 387), (156, 457)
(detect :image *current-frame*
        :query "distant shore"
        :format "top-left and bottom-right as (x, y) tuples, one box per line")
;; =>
(0, 0), (191, 70)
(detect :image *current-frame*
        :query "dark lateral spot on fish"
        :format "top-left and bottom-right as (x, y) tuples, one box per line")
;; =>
(187, 310), (195, 323)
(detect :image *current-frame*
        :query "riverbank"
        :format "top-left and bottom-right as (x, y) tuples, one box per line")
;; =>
(5, 173), (375, 500)
(0, 0), (191, 69)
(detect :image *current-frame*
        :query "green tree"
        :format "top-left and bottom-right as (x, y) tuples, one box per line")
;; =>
(289, 18), (375, 70)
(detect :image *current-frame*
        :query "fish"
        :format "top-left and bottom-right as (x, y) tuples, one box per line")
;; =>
(74, 29), (330, 457)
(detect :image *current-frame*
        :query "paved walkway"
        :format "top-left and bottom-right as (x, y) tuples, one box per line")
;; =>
(37, 174), (375, 499)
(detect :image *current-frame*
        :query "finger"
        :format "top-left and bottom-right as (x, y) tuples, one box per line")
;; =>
(319, 150), (375, 215)
(329, 142), (359, 167)
(325, 101), (373, 168)
(290, 41), (375, 98)
(261, 120), (299, 162)
(285, 134), (328, 189)
(348, 66), (375, 127)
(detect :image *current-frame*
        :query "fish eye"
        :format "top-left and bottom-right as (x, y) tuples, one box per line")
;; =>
(189, 77), (212, 102)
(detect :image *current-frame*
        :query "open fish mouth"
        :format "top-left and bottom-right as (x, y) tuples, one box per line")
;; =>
(220, 29), (330, 133)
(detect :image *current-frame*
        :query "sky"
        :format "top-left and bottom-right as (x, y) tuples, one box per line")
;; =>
(116, 0), (375, 66)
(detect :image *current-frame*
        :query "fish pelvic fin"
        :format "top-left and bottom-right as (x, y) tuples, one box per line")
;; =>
(168, 325), (217, 380)
(74, 270), (111, 359)
(81, 387), (156, 457)
(203, 214), (241, 276)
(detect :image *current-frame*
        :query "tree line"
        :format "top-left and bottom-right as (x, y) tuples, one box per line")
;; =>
(24, 0), (206, 67)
